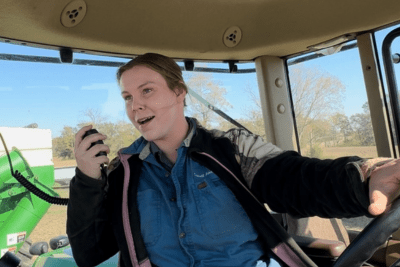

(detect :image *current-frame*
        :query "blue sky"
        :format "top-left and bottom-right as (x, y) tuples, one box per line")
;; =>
(1, 25), (399, 138)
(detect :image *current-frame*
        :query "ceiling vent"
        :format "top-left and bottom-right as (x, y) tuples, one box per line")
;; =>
(223, 26), (242, 48)
(61, 0), (87, 28)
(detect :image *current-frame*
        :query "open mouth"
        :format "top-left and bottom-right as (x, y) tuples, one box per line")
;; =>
(137, 116), (155, 125)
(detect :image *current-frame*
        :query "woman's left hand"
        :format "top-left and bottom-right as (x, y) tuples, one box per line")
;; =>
(365, 158), (400, 216)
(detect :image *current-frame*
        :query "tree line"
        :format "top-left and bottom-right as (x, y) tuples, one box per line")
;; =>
(53, 65), (376, 161)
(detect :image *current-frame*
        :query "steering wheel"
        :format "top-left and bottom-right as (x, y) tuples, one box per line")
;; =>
(332, 197), (400, 267)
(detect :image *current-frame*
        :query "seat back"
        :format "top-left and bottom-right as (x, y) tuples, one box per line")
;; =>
(286, 215), (350, 246)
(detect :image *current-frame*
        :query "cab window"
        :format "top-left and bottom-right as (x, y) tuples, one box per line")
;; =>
(288, 41), (378, 159)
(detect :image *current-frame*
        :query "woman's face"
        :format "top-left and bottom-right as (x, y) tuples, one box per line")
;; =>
(120, 65), (186, 142)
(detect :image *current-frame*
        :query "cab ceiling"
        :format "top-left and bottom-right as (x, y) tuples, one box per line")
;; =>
(0, 0), (399, 61)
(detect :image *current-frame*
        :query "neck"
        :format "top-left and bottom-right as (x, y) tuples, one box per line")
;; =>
(153, 116), (189, 163)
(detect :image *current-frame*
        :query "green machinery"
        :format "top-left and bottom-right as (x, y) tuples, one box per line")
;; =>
(0, 148), (59, 258)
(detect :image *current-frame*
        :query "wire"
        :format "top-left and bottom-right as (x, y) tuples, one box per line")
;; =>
(0, 133), (15, 175)
(13, 170), (69, 205)
(0, 133), (68, 205)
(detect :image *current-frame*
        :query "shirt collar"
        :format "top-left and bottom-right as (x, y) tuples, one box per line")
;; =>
(182, 117), (196, 147)
(122, 117), (197, 160)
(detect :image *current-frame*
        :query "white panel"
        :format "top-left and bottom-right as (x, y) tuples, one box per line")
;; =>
(0, 127), (52, 150)
(54, 167), (76, 180)
(18, 150), (53, 167)
(0, 127), (53, 167)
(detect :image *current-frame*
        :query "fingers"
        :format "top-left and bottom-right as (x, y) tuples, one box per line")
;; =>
(82, 134), (108, 152)
(368, 190), (388, 216)
(96, 156), (110, 166)
(74, 126), (110, 179)
(75, 125), (93, 150)
(368, 159), (400, 216)
(77, 135), (109, 161)
(75, 125), (107, 155)
(86, 143), (110, 159)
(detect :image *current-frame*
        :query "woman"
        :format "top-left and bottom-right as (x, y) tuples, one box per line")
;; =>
(67, 53), (400, 267)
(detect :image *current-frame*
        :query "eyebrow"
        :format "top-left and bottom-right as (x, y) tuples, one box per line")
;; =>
(121, 81), (155, 95)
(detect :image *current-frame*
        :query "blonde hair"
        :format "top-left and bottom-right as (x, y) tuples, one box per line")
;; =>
(117, 53), (187, 105)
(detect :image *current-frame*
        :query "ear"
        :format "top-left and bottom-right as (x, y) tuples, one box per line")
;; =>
(174, 82), (187, 103)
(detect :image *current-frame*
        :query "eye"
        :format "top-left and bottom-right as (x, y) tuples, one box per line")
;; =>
(123, 95), (132, 101)
(143, 88), (152, 95)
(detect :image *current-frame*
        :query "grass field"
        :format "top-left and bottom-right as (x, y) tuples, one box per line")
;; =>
(53, 157), (76, 168)
(306, 146), (378, 159)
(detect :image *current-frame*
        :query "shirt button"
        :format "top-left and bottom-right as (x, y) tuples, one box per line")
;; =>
(179, 232), (186, 239)
(165, 173), (170, 177)
(170, 197), (177, 202)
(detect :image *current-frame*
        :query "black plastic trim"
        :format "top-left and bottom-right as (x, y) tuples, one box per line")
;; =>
(382, 27), (400, 154)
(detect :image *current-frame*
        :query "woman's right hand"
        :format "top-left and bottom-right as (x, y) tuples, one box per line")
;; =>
(74, 125), (110, 179)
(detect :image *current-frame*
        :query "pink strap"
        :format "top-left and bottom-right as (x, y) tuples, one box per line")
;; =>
(273, 243), (308, 267)
(120, 154), (152, 267)
(198, 152), (308, 267)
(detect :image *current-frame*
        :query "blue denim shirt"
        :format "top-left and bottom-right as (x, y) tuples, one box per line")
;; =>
(122, 118), (281, 267)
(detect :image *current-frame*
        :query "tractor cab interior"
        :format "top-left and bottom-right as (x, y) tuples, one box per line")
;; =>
(1, 0), (400, 266)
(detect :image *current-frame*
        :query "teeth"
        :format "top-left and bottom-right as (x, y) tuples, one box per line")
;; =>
(138, 116), (154, 124)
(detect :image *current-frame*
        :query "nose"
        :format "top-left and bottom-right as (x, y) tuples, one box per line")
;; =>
(130, 97), (144, 111)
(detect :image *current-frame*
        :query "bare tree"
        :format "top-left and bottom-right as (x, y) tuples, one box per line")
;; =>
(300, 119), (331, 157)
(239, 80), (266, 139)
(330, 113), (353, 144)
(290, 64), (345, 143)
(350, 102), (375, 146)
(240, 65), (345, 145)
(78, 108), (106, 128)
(185, 73), (232, 128)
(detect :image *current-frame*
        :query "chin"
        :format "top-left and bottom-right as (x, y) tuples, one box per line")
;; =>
(142, 135), (153, 141)
(143, 131), (167, 143)
(141, 132), (156, 142)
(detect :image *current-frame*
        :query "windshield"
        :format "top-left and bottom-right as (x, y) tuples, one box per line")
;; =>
(0, 42), (264, 247)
